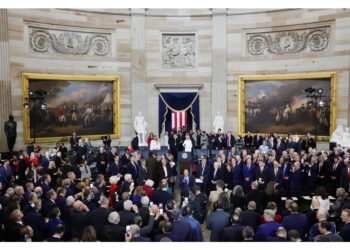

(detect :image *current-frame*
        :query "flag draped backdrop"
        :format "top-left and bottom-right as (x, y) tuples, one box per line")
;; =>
(158, 92), (200, 135)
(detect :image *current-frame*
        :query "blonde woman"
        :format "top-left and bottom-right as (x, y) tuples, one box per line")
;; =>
(150, 135), (161, 151)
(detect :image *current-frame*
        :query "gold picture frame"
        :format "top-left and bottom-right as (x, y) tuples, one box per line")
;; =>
(238, 72), (338, 141)
(22, 73), (120, 144)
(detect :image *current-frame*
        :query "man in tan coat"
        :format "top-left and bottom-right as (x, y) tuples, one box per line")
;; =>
(208, 179), (224, 213)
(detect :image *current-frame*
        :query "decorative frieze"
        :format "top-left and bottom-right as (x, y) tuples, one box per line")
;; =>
(162, 33), (196, 69)
(29, 27), (111, 56)
(246, 26), (330, 56)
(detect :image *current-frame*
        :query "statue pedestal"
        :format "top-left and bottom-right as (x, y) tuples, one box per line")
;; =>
(138, 142), (148, 147)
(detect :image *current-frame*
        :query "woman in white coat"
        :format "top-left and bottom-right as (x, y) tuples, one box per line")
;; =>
(183, 135), (193, 152)
(150, 135), (161, 151)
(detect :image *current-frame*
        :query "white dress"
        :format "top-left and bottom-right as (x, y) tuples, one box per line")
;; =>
(183, 139), (193, 152)
(150, 140), (161, 151)
(311, 196), (330, 211)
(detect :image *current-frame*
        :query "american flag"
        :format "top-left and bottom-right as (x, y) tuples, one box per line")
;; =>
(171, 110), (188, 130)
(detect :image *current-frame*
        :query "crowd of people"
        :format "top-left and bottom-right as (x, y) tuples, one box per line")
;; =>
(1, 128), (350, 242)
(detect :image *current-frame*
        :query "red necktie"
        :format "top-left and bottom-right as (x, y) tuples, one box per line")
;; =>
(348, 169), (350, 181)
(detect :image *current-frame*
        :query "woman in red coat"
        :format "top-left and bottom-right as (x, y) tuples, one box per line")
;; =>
(142, 179), (155, 199)
(108, 175), (119, 208)
(28, 152), (39, 165)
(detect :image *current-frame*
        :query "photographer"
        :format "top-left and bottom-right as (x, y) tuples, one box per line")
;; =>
(125, 224), (150, 242)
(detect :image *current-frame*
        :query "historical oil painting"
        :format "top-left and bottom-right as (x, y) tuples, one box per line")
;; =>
(238, 73), (337, 140)
(22, 73), (120, 143)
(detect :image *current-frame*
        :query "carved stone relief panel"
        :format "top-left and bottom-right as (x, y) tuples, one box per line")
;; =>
(162, 33), (196, 69)
(28, 26), (112, 56)
(246, 26), (330, 56)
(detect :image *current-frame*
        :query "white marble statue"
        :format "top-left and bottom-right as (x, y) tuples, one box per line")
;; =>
(330, 124), (345, 145)
(213, 111), (224, 133)
(134, 111), (148, 146)
(341, 127), (350, 148)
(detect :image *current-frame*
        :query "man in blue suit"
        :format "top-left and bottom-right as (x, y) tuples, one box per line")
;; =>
(171, 209), (192, 241)
(179, 169), (194, 194)
(196, 158), (210, 193)
(181, 205), (203, 242)
(289, 162), (303, 194)
(0, 160), (13, 189)
(308, 208), (336, 241)
(305, 156), (319, 191)
(281, 158), (291, 190)
(206, 199), (231, 241)
(242, 158), (256, 189)
(41, 151), (51, 172)
(255, 209), (282, 241)
(282, 202), (308, 240)
(224, 131), (236, 150)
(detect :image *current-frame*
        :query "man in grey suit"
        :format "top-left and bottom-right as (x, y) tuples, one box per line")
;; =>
(206, 199), (231, 241)
(137, 159), (148, 186)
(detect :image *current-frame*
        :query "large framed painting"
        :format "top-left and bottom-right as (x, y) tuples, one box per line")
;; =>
(22, 73), (120, 143)
(238, 72), (337, 141)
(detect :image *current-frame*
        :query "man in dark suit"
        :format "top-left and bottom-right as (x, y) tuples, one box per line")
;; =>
(281, 202), (308, 240)
(4, 209), (25, 242)
(245, 182), (264, 213)
(40, 174), (53, 198)
(96, 147), (108, 174)
(244, 131), (253, 149)
(240, 201), (260, 232)
(318, 221), (343, 241)
(222, 213), (244, 241)
(179, 169), (194, 194)
(47, 224), (65, 242)
(281, 158), (291, 190)
(158, 159), (172, 184)
(69, 132), (80, 151)
(193, 185), (208, 224)
(121, 149), (131, 166)
(206, 199), (231, 241)
(137, 159), (148, 186)
(152, 182), (172, 205)
(69, 200), (89, 239)
(340, 161), (350, 192)
(101, 212), (126, 242)
(340, 209), (350, 241)
(169, 133), (180, 161)
(289, 162), (303, 193)
(24, 201), (47, 241)
(255, 160), (269, 189)
(119, 200), (139, 227)
(43, 189), (57, 217)
(224, 131), (236, 150)
(87, 197), (112, 240)
(330, 156), (345, 194)
(131, 132), (139, 151)
(127, 155), (139, 183)
(108, 147), (119, 164)
(253, 132), (263, 149)
(268, 160), (283, 186)
(126, 225), (151, 242)
(255, 209), (282, 241)
(209, 161), (223, 192)
(243, 158), (256, 188)
(197, 157), (210, 193)
(305, 156), (319, 191)
(317, 155), (331, 187)
(267, 226), (288, 241)
(275, 138), (286, 156)
(305, 133), (316, 149)
(171, 209), (192, 241)
(41, 151), (51, 171)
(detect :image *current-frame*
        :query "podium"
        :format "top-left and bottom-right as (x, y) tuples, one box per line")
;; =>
(177, 151), (193, 175)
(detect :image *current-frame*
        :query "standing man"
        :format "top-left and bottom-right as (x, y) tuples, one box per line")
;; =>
(4, 114), (17, 153)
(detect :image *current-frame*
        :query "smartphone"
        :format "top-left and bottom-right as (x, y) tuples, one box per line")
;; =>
(149, 201), (153, 207)
(159, 203), (163, 209)
(24, 234), (29, 241)
(185, 197), (189, 204)
(126, 225), (131, 234)
(160, 208), (164, 215)
(224, 188), (229, 192)
(90, 183), (93, 188)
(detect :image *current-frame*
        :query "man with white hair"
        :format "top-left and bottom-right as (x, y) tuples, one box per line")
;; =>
(121, 173), (133, 193)
(308, 208), (336, 241)
(119, 200), (139, 227)
(101, 211), (125, 242)
(255, 209), (282, 241)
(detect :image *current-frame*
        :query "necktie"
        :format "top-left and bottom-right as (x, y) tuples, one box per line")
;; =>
(348, 169), (350, 181)
(201, 165), (205, 176)
(274, 167), (278, 177)
(319, 163), (322, 173)
(333, 163), (337, 172)
(144, 166), (147, 173)
(214, 169), (217, 178)
(227, 137), (231, 147)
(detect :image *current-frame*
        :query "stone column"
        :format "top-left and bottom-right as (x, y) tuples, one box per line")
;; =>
(0, 9), (12, 152)
(211, 9), (227, 131)
(131, 9), (147, 135)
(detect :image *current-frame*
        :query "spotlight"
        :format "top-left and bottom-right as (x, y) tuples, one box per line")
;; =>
(307, 101), (314, 106)
(317, 88), (323, 94)
(29, 91), (34, 96)
(319, 101), (324, 106)
(23, 103), (30, 108)
(40, 104), (47, 110)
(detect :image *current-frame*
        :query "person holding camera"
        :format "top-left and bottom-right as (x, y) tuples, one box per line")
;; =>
(125, 224), (150, 242)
